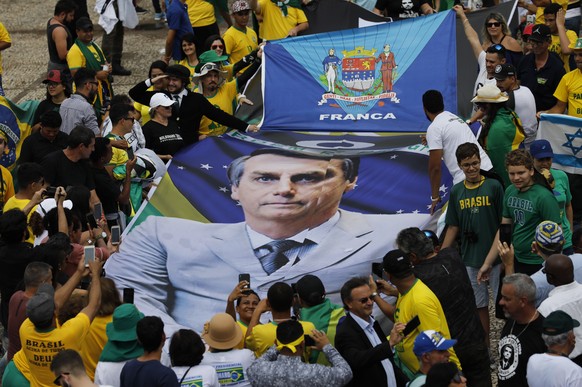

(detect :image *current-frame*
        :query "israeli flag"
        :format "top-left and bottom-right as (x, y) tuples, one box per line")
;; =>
(538, 114), (582, 175)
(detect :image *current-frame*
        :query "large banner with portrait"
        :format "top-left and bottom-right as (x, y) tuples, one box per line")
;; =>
(105, 131), (452, 332)
(259, 11), (457, 132)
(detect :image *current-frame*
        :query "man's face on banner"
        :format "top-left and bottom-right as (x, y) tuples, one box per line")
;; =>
(231, 154), (355, 228)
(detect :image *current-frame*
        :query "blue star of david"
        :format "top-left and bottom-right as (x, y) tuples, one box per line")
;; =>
(562, 128), (582, 155)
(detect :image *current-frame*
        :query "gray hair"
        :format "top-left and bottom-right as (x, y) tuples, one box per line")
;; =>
(24, 262), (52, 288)
(502, 273), (536, 304)
(542, 332), (570, 347)
(396, 227), (434, 258)
(226, 152), (358, 187)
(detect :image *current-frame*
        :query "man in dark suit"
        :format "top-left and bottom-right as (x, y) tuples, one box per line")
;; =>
(129, 64), (258, 145)
(335, 277), (408, 387)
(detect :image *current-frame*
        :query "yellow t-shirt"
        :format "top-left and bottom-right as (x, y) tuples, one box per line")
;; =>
(3, 196), (36, 244)
(223, 26), (258, 66)
(178, 58), (199, 90)
(257, 0), (308, 41)
(0, 22), (11, 75)
(13, 313), (91, 387)
(66, 44), (101, 71)
(0, 165), (15, 207)
(135, 86), (155, 126)
(393, 279), (461, 373)
(105, 133), (130, 170)
(554, 68), (582, 118)
(535, 0), (568, 24)
(81, 314), (112, 381)
(235, 320), (248, 349)
(197, 80), (238, 136)
(549, 30), (578, 72)
(185, 0), (216, 27)
(245, 320), (316, 358)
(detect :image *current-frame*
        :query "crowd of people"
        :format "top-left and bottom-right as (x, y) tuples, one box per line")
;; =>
(0, 0), (582, 386)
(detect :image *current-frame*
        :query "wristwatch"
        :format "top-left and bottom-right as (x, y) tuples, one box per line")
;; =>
(371, 292), (378, 299)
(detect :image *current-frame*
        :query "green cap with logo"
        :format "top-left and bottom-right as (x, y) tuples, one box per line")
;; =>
(569, 38), (582, 50)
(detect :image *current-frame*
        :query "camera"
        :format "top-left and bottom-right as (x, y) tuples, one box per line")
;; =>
(464, 230), (478, 244)
(43, 186), (58, 198)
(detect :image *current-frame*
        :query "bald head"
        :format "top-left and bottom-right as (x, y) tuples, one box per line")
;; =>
(545, 254), (574, 286)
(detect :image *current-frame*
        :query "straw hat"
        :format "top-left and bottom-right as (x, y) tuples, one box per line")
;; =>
(201, 313), (242, 349)
(471, 84), (509, 103)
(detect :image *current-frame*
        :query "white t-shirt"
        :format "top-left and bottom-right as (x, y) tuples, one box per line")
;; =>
(473, 50), (496, 96)
(200, 349), (255, 387)
(172, 365), (220, 387)
(538, 281), (582, 358)
(94, 361), (128, 387)
(426, 111), (493, 184)
(526, 353), (582, 387)
(512, 86), (538, 147)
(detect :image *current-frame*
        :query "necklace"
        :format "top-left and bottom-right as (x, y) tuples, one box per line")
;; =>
(510, 311), (538, 338)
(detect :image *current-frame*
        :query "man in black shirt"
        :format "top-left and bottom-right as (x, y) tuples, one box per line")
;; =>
(19, 111), (68, 164)
(497, 273), (546, 387)
(517, 24), (566, 111)
(42, 125), (101, 212)
(396, 227), (491, 387)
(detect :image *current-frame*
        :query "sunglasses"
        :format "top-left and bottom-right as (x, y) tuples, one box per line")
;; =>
(211, 44), (224, 50)
(357, 296), (373, 304)
(490, 44), (504, 51)
(487, 22), (501, 27)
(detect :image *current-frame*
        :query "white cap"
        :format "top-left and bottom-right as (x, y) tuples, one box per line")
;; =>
(149, 93), (175, 108)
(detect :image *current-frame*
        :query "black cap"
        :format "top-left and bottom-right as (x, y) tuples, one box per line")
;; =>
(296, 275), (325, 306)
(494, 64), (516, 80)
(382, 249), (413, 279)
(76, 16), (93, 30)
(528, 24), (551, 42)
(165, 64), (191, 83)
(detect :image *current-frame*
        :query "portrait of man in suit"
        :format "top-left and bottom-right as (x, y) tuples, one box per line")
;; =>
(105, 148), (431, 334)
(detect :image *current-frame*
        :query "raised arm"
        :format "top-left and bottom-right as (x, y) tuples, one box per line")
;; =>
(453, 5), (483, 59)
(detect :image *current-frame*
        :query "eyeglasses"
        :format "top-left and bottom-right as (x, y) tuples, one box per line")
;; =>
(451, 371), (465, 384)
(53, 372), (70, 385)
(487, 22), (501, 28)
(211, 44), (224, 50)
(47, 81), (60, 87)
(460, 161), (480, 169)
(357, 296), (373, 304)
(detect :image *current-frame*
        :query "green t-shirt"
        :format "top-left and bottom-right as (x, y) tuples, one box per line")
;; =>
(445, 177), (504, 268)
(551, 168), (573, 249)
(502, 184), (561, 264)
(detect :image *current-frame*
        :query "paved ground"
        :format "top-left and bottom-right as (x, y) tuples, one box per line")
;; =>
(2, 0), (190, 103)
